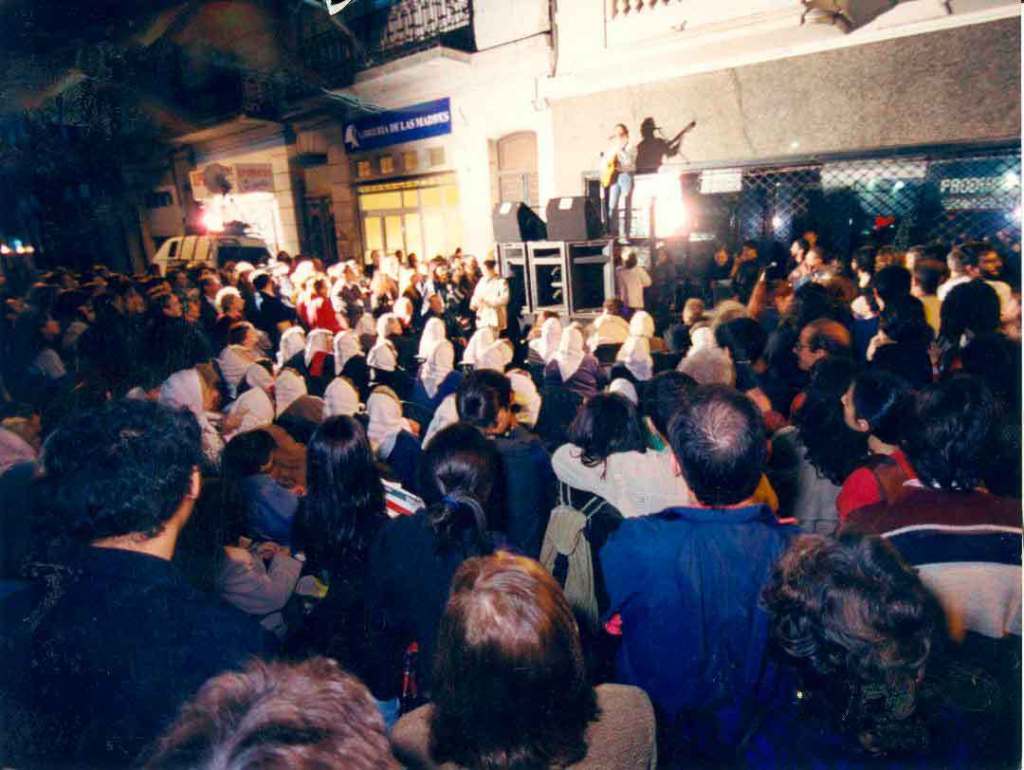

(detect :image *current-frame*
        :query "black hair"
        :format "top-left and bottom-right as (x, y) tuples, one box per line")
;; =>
(870, 344), (933, 390)
(39, 399), (202, 541)
(901, 375), (996, 491)
(221, 429), (275, 478)
(912, 259), (946, 296)
(938, 279), (1000, 345)
(715, 317), (767, 364)
(456, 370), (513, 432)
(959, 333), (1022, 420)
(879, 295), (933, 348)
(252, 274), (272, 292)
(418, 423), (501, 555)
(794, 358), (869, 484)
(642, 370), (697, 437)
(952, 241), (988, 269)
(851, 246), (876, 276)
(666, 385), (765, 506)
(567, 394), (648, 470)
(227, 322), (253, 347)
(872, 266), (912, 306)
(294, 416), (386, 571)
(850, 369), (911, 446)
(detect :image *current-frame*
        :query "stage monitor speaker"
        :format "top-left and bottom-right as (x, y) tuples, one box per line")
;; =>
(492, 202), (547, 242)
(545, 196), (602, 241)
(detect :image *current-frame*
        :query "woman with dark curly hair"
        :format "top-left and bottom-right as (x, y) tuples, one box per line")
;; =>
(745, 532), (978, 769)
(390, 552), (656, 770)
(767, 358), (868, 533)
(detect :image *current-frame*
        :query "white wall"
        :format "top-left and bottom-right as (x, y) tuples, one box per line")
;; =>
(474, 0), (550, 50)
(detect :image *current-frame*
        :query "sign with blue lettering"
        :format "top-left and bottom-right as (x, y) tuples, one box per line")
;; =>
(343, 98), (452, 153)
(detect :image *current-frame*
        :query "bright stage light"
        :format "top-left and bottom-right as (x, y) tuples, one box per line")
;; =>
(653, 172), (687, 235)
(771, 215), (783, 231)
(203, 204), (225, 233)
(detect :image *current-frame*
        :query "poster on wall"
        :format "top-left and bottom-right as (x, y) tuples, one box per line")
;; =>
(343, 98), (451, 153)
(235, 163), (276, 194)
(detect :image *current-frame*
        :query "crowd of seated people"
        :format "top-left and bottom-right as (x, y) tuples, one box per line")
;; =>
(0, 234), (1020, 769)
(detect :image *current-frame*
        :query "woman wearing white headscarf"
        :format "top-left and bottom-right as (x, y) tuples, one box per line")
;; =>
(462, 325), (497, 367)
(333, 329), (369, 401)
(299, 328), (335, 396)
(323, 377), (361, 418)
(608, 377), (639, 405)
(367, 314), (401, 388)
(218, 343), (259, 399)
(276, 326), (306, 371)
(243, 362), (275, 394)
(476, 339), (513, 373)
(613, 335), (654, 383)
(394, 296), (415, 330)
(159, 367), (229, 468)
(366, 386), (421, 492)
(543, 325), (606, 400)
(274, 369), (307, 418)
(417, 317), (447, 361)
(628, 309), (667, 353)
(507, 369), (542, 428)
(528, 316), (562, 365)
(411, 338), (461, 417)
(225, 386), (275, 440)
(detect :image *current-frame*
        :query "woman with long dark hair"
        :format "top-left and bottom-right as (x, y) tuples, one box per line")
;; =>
(367, 423), (503, 703)
(391, 552), (657, 770)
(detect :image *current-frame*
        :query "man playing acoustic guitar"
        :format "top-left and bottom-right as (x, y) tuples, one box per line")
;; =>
(601, 123), (636, 239)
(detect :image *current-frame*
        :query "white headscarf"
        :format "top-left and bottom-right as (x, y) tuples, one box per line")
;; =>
(324, 377), (361, 418)
(304, 328), (334, 368)
(553, 326), (586, 382)
(463, 326), (497, 367)
(589, 314), (630, 348)
(376, 313), (398, 341)
(617, 335), (653, 381)
(275, 369), (307, 418)
(277, 327), (306, 369)
(609, 378), (639, 405)
(218, 345), (256, 396)
(244, 363), (274, 393)
(333, 330), (362, 375)
(689, 326), (717, 353)
(356, 312), (377, 336)
(629, 311), (655, 339)
(418, 317), (447, 360)
(367, 387), (411, 459)
(159, 368), (205, 419)
(422, 393), (458, 449)
(508, 369), (542, 428)
(367, 338), (398, 372)
(529, 317), (562, 363)
(226, 387), (275, 437)
(394, 297), (414, 328)
(476, 339), (513, 373)
(420, 338), (455, 399)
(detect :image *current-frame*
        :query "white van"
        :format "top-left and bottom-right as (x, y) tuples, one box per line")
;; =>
(151, 235), (272, 275)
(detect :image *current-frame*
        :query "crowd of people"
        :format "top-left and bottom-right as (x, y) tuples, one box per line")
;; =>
(0, 232), (1020, 770)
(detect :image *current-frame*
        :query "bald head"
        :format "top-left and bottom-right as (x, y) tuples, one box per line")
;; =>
(796, 319), (851, 371)
(667, 385), (766, 507)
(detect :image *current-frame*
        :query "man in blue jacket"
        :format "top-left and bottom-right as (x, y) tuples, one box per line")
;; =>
(600, 384), (797, 765)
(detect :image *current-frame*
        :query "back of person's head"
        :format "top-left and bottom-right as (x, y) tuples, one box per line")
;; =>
(221, 429), (275, 479)
(624, 252), (638, 269)
(879, 295), (932, 347)
(679, 346), (736, 386)
(602, 297), (624, 316)
(715, 317), (767, 364)
(851, 245), (877, 276)
(252, 273), (272, 292)
(872, 265), (912, 306)
(145, 657), (398, 770)
(39, 399), (202, 541)
(960, 333), (1022, 417)
(226, 322), (253, 346)
(667, 385), (765, 506)
(803, 318), (852, 359)
(430, 552), (597, 770)
(419, 423), (501, 552)
(849, 369), (911, 446)
(456, 370), (513, 432)
(939, 279), (1000, 343)
(642, 371), (697, 438)
(874, 246), (905, 270)
(567, 393), (648, 467)
(682, 298), (705, 326)
(795, 357), (868, 484)
(791, 281), (835, 327)
(296, 416), (384, 567)
(952, 241), (987, 270)
(870, 344), (933, 390)
(901, 375), (996, 492)
(763, 533), (936, 756)
(913, 259), (947, 296)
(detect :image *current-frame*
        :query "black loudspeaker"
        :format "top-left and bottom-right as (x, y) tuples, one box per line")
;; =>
(545, 196), (602, 241)
(492, 202), (547, 242)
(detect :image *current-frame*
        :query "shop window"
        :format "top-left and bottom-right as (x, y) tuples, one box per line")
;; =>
(359, 191), (403, 210)
(403, 151), (419, 172)
(429, 147), (446, 167)
(494, 131), (539, 208)
(380, 155), (395, 174)
(357, 160), (372, 178)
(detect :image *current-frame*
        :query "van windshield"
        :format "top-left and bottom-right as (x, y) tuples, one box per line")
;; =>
(217, 246), (270, 267)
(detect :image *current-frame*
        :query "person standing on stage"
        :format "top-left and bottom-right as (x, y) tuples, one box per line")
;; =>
(470, 258), (510, 334)
(601, 124), (636, 239)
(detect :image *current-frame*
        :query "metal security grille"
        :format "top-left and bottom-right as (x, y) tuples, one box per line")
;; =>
(677, 147), (1021, 258)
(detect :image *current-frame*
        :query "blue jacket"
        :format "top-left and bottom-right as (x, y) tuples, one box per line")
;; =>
(600, 504), (797, 758)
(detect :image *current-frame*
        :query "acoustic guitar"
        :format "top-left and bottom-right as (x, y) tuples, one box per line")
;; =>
(600, 151), (620, 189)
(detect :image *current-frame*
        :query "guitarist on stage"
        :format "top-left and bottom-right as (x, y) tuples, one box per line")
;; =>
(600, 123), (636, 238)
(635, 117), (697, 174)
